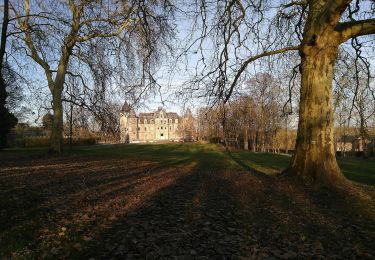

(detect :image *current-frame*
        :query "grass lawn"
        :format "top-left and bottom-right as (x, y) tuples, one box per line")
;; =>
(1, 143), (374, 258)
(229, 150), (375, 185)
(2, 143), (375, 185)
(2, 142), (375, 185)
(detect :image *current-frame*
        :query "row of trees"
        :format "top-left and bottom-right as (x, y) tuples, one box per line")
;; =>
(196, 73), (297, 152)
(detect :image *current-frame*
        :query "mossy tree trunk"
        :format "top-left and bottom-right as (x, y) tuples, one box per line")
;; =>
(287, 3), (351, 185)
(288, 40), (345, 184)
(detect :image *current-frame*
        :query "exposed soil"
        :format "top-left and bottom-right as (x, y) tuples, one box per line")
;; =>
(1, 153), (374, 259)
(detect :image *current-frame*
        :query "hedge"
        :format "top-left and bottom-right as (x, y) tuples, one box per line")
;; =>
(23, 136), (97, 148)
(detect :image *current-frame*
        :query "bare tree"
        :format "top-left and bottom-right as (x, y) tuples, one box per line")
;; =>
(184, 0), (375, 186)
(11, 0), (174, 153)
(0, 0), (18, 149)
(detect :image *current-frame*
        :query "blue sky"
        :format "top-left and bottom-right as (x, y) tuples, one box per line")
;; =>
(3, 0), (375, 124)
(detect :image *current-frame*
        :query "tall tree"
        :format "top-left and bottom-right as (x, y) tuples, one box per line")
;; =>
(286, 1), (375, 185)
(186, 0), (375, 186)
(0, 0), (17, 149)
(11, 0), (174, 153)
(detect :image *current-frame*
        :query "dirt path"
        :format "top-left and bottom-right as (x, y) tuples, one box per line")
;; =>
(1, 154), (374, 259)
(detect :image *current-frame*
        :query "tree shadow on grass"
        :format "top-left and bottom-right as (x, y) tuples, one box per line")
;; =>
(1, 146), (374, 259)
(79, 168), (250, 259)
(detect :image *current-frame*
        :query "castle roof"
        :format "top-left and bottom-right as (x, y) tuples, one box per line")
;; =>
(121, 102), (132, 113)
(166, 112), (180, 120)
(139, 113), (155, 120)
(121, 102), (136, 116)
(122, 104), (181, 121)
(138, 111), (181, 121)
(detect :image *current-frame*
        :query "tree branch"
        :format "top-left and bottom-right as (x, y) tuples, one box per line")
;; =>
(13, 0), (53, 87)
(336, 18), (375, 42)
(76, 19), (133, 43)
(316, 0), (351, 27)
(224, 45), (301, 103)
(282, 1), (307, 9)
(0, 0), (9, 73)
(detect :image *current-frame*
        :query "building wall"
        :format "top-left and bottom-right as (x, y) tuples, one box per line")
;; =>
(120, 108), (183, 143)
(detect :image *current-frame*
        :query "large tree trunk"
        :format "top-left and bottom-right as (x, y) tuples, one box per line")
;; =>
(49, 85), (64, 153)
(287, 33), (346, 185)
(48, 46), (72, 154)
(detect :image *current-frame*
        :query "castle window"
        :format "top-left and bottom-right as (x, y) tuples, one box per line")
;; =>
(145, 127), (147, 131)
(169, 119), (172, 123)
(144, 119), (147, 124)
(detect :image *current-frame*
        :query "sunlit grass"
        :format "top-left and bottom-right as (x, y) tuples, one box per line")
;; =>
(229, 150), (375, 185)
(2, 142), (375, 185)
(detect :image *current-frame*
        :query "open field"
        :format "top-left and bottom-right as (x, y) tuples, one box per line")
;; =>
(1, 143), (375, 258)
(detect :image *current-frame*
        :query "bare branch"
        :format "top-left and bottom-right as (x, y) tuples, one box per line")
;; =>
(224, 45), (301, 103)
(336, 18), (375, 42)
(283, 1), (307, 9)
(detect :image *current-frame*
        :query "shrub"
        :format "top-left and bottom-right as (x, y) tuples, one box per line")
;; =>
(23, 136), (97, 148)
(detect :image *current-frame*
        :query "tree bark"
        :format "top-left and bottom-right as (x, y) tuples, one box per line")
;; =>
(69, 102), (73, 151)
(49, 84), (64, 153)
(0, 0), (8, 72)
(243, 127), (248, 150)
(48, 44), (73, 153)
(287, 32), (346, 185)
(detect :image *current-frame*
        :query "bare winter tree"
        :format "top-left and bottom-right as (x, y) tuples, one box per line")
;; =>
(0, 0), (18, 149)
(10, 0), (174, 153)
(334, 51), (375, 157)
(185, 0), (375, 186)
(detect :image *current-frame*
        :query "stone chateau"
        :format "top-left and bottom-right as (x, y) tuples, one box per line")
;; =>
(120, 103), (193, 143)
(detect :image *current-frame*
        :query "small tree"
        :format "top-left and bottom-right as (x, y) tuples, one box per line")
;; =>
(42, 113), (53, 129)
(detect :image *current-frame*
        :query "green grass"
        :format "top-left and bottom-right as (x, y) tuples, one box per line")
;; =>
(75, 142), (239, 171)
(2, 142), (375, 185)
(337, 157), (375, 185)
(228, 152), (291, 175)
(228, 150), (375, 185)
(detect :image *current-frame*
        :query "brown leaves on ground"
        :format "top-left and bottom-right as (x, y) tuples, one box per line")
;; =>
(0, 154), (374, 259)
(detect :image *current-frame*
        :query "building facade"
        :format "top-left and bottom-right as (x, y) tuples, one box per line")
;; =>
(120, 103), (185, 143)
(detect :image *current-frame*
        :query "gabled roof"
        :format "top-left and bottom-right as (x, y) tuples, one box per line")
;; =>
(121, 102), (132, 113)
(122, 104), (182, 120)
(166, 112), (180, 120)
(139, 113), (155, 120)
